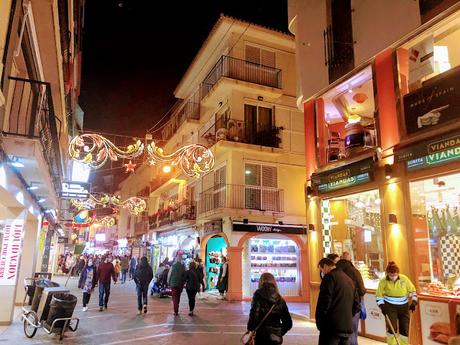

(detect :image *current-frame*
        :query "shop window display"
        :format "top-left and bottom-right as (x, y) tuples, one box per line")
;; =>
(248, 238), (300, 296)
(316, 66), (377, 166)
(206, 236), (227, 290)
(410, 173), (460, 297)
(322, 190), (384, 289)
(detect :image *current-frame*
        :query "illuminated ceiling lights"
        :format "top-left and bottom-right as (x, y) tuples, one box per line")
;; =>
(68, 133), (214, 178)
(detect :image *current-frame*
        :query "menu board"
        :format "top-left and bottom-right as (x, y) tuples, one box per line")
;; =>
(362, 292), (386, 338)
(420, 300), (453, 345)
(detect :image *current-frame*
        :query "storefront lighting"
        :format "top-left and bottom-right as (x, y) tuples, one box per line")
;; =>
(347, 114), (361, 124)
(245, 170), (251, 175)
(162, 165), (172, 174)
(306, 186), (313, 199)
(10, 157), (24, 168)
(384, 164), (392, 180)
(28, 185), (39, 191)
(388, 213), (398, 224)
(38, 198), (46, 203)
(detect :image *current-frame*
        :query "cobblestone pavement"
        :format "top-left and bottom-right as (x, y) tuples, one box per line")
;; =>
(0, 276), (384, 345)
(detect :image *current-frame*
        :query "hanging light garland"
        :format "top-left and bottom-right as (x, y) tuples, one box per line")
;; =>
(71, 194), (147, 216)
(94, 216), (116, 227)
(68, 134), (144, 169)
(68, 133), (214, 177)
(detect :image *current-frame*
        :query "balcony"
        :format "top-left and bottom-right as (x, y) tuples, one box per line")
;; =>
(149, 200), (196, 230)
(198, 184), (284, 216)
(200, 55), (282, 101)
(134, 216), (149, 236)
(1, 77), (63, 208)
(161, 99), (200, 141)
(200, 115), (282, 149)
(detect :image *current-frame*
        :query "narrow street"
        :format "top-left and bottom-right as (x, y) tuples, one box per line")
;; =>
(0, 277), (382, 345)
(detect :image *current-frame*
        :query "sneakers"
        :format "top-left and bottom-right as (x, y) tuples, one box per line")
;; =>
(137, 310), (142, 315)
(99, 307), (103, 312)
(143, 305), (147, 314)
(82, 307), (88, 312)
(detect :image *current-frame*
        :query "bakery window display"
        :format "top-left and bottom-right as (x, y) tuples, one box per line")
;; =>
(410, 173), (460, 298)
(248, 238), (300, 296)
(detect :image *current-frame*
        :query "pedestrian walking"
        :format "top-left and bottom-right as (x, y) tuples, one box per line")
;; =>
(196, 258), (206, 293)
(184, 261), (200, 316)
(168, 253), (185, 316)
(113, 257), (121, 284)
(97, 254), (117, 312)
(376, 261), (417, 345)
(316, 258), (357, 345)
(216, 256), (228, 299)
(246, 272), (292, 345)
(129, 256), (137, 280)
(134, 256), (153, 315)
(78, 258), (97, 312)
(120, 255), (129, 283)
(336, 252), (367, 345)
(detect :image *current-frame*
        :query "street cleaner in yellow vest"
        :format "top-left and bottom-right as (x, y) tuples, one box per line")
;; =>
(376, 261), (417, 345)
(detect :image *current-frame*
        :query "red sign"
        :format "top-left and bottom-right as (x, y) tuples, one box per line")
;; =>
(0, 219), (24, 286)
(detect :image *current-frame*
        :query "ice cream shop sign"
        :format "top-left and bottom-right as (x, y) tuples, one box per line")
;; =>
(0, 219), (24, 286)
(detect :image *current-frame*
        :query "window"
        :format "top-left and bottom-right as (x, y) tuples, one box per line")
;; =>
(245, 45), (276, 68)
(244, 104), (276, 147)
(410, 173), (460, 298)
(214, 166), (226, 208)
(244, 164), (279, 211)
(322, 190), (384, 289)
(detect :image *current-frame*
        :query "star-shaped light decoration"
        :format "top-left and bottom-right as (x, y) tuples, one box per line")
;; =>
(123, 160), (136, 173)
(111, 207), (119, 215)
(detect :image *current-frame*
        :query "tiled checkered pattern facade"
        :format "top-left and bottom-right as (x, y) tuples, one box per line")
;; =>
(321, 200), (332, 255)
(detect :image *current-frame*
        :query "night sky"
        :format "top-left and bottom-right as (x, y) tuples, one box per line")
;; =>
(80, 0), (289, 138)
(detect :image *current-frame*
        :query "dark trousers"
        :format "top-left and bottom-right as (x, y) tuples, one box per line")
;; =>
(318, 332), (350, 345)
(82, 292), (91, 307)
(98, 282), (111, 307)
(171, 287), (182, 314)
(200, 280), (206, 292)
(136, 283), (149, 310)
(129, 267), (135, 279)
(121, 269), (128, 283)
(186, 289), (198, 311)
(386, 303), (410, 336)
(350, 313), (360, 345)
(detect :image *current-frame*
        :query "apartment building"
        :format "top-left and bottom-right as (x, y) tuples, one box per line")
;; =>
(289, 0), (460, 343)
(119, 15), (308, 302)
(0, 0), (84, 324)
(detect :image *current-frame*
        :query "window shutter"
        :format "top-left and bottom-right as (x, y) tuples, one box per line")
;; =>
(262, 166), (277, 188)
(245, 164), (261, 186)
(215, 166), (226, 186)
(245, 45), (260, 64)
(261, 49), (275, 68)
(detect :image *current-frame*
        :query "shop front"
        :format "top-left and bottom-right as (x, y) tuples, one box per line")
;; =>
(157, 227), (199, 265)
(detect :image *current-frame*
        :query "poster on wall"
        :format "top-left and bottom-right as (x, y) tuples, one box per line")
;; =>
(408, 36), (434, 84)
(419, 300), (453, 345)
(362, 293), (386, 338)
(0, 219), (25, 286)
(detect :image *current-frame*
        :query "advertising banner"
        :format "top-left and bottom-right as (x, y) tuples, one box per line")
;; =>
(0, 219), (25, 286)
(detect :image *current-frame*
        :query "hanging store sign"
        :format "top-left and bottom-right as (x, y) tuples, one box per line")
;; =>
(57, 237), (68, 244)
(403, 66), (460, 135)
(202, 220), (222, 237)
(233, 222), (306, 235)
(311, 158), (374, 193)
(0, 219), (25, 286)
(60, 181), (90, 199)
(396, 131), (460, 171)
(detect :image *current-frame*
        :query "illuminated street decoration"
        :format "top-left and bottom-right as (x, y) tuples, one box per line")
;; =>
(68, 133), (214, 177)
(71, 193), (146, 216)
(68, 134), (144, 169)
(74, 209), (92, 223)
(94, 216), (116, 227)
(146, 141), (214, 178)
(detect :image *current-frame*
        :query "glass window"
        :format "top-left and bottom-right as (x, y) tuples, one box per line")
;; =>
(316, 66), (377, 167)
(322, 189), (384, 289)
(244, 164), (279, 211)
(410, 173), (460, 297)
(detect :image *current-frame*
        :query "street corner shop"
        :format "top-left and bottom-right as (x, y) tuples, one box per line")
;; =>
(199, 219), (309, 302)
(303, 8), (460, 343)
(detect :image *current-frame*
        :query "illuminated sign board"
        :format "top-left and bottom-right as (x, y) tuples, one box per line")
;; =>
(60, 181), (90, 199)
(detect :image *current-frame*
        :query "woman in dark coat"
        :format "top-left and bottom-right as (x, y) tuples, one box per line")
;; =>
(216, 256), (228, 299)
(134, 256), (153, 314)
(78, 258), (98, 312)
(184, 261), (200, 316)
(247, 272), (293, 345)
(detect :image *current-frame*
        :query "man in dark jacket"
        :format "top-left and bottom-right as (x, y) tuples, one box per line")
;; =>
(97, 255), (117, 312)
(184, 261), (200, 316)
(336, 252), (366, 345)
(134, 256), (153, 314)
(316, 258), (356, 345)
(168, 253), (185, 315)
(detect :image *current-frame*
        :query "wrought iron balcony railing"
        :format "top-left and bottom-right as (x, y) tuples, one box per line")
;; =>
(200, 55), (282, 100)
(200, 115), (282, 149)
(4, 77), (63, 192)
(198, 184), (284, 215)
(161, 99), (200, 141)
(149, 200), (197, 229)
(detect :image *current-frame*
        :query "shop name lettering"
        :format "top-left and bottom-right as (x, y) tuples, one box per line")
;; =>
(428, 136), (460, 153)
(256, 226), (280, 233)
(0, 224), (22, 280)
(328, 169), (350, 183)
(408, 86), (454, 108)
(426, 147), (460, 164)
(328, 176), (356, 188)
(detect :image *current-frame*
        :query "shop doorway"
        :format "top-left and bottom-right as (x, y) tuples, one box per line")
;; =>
(243, 235), (300, 298)
(205, 236), (228, 290)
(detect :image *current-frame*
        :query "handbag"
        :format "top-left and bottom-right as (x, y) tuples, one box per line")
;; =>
(240, 304), (276, 345)
(359, 300), (367, 320)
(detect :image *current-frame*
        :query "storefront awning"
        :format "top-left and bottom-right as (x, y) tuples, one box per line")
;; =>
(233, 221), (306, 235)
(311, 157), (374, 193)
(395, 130), (460, 171)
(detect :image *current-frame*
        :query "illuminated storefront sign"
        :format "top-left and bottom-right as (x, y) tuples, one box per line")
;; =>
(60, 181), (91, 199)
(0, 219), (25, 286)
(233, 222), (306, 235)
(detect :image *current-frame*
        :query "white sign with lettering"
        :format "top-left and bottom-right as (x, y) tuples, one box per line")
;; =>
(0, 219), (25, 286)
